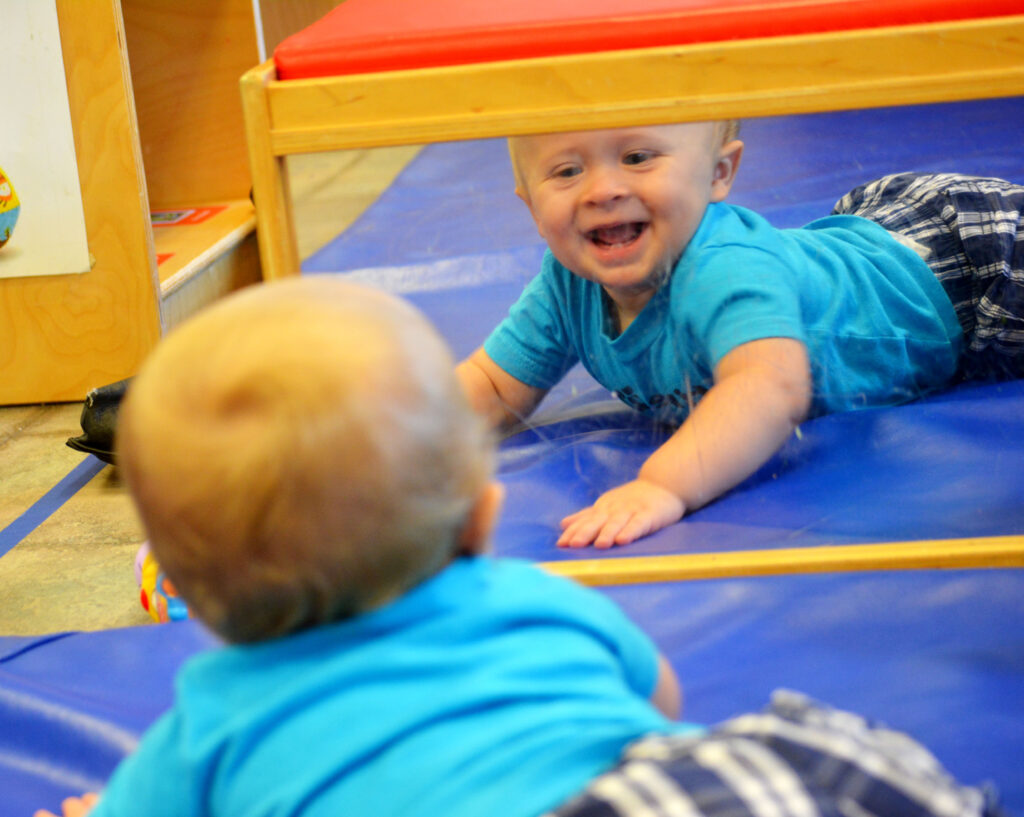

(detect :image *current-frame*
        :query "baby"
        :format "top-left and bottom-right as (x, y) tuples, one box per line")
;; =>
(36, 278), (1003, 817)
(35, 277), (684, 817)
(457, 121), (1024, 548)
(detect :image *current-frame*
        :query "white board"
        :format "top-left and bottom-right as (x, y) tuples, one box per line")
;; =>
(0, 0), (91, 279)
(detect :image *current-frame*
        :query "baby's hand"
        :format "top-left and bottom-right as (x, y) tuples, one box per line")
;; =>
(34, 793), (99, 817)
(558, 479), (685, 548)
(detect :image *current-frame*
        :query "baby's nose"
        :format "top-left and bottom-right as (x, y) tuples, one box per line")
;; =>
(583, 164), (629, 205)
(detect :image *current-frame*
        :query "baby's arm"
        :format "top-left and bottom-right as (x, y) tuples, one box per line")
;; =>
(651, 655), (683, 720)
(34, 792), (100, 817)
(456, 347), (549, 431)
(559, 337), (811, 548)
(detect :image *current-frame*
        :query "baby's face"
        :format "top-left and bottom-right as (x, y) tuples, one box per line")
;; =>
(514, 123), (737, 313)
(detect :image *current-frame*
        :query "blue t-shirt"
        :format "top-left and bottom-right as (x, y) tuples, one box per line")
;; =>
(485, 203), (963, 422)
(91, 558), (696, 817)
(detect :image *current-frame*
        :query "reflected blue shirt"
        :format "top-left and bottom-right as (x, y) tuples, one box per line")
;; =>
(485, 203), (963, 422)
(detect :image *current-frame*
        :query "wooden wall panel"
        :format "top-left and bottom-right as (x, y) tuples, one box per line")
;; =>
(122, 0), (261, 207)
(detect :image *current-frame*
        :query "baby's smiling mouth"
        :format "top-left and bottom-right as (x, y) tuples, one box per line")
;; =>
(586, 222), (647, 247)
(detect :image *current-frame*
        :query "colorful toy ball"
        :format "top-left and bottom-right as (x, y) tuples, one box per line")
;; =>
(0, 166), (20, 249)
(136, 541), (191, 624)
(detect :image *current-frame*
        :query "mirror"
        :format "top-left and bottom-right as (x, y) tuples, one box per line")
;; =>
(286, 98), (1024, 560)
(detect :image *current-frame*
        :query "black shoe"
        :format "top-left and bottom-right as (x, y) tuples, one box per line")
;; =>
(65, 378), (133, 465)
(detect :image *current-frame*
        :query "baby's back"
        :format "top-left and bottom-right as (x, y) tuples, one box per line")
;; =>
(94, 558), (690, 817)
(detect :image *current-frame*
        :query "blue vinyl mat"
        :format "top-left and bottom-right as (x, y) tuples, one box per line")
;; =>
(3, 98), (1023, 813)
(3, 569), (1022, 813)
(492, 378), (1024, 560)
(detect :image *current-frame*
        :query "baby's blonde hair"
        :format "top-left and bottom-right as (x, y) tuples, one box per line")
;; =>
(118, 278), (492, 643)
(720, 119), (741, 144)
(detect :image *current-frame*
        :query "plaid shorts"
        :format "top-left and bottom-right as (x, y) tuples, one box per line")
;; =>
(831, 173), (1024, 380)
(546, 691), (1006, 817)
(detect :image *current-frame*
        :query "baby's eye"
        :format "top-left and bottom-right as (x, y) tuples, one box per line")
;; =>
(551, 164), (582, 179)
(623, 151), (655, 166)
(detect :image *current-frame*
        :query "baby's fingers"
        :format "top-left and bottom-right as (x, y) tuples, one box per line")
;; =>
(558, 508), (589, 530)
(591, 512), (636, 549)
(608, 513), (659, 547)
(34, 794), (99, 817)
(558, 510), (610, 548)
(559, 509), (639, 549)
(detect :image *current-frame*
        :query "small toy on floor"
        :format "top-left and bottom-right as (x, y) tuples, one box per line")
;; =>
(134, 541), (190, 623)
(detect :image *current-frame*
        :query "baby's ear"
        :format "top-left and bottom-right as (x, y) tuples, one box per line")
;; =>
(515, 182), (534, 210)
(710, 139), (744, 203)
(458, 481), (505, 557)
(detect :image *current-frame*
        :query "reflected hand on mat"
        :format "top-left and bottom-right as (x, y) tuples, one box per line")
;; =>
(558, 479), (685, 548)
(34, 793), (100, 817)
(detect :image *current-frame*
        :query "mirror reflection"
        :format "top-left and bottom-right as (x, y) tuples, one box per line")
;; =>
(296, 100), (1024, 553)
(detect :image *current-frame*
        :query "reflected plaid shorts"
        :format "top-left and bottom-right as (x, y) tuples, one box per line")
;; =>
(546, 691), (1005, 817)
(832, 173), (1024, 380)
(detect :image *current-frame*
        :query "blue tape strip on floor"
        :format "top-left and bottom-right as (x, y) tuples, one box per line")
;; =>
(0, 457), (107, 560)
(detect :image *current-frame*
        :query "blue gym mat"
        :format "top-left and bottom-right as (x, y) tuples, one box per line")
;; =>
(3, 98), (1022, 813)
(3, 569), (1021, 814)
(493, 378), (1024, 560)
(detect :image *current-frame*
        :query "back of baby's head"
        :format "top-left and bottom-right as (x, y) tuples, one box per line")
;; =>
(117, 278), (492, 643)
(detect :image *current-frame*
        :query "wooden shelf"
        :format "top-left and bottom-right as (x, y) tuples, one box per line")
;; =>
(151, 200), (260, 332)
(151, 201), (255, 289)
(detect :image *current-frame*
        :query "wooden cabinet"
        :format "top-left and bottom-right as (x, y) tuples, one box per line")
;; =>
(0, 0), (332, 404)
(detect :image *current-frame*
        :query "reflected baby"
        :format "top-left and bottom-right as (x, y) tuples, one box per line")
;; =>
(457, 121), (1024, 548)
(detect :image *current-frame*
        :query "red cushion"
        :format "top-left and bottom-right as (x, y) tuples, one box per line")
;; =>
(274, 0), (1024, 80)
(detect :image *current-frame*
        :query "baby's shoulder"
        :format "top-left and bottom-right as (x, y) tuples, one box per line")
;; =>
(699, 203), (787, 248)
(678, 208), (793, 285)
